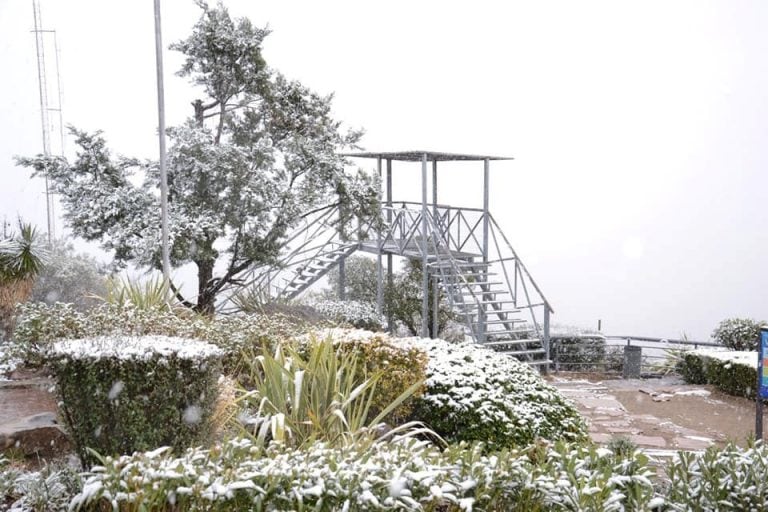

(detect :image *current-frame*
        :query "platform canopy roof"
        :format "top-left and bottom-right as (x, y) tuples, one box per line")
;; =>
(342, 151), (513, 162)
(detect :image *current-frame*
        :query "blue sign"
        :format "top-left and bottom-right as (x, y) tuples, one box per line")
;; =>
(759, 329), (768, 399)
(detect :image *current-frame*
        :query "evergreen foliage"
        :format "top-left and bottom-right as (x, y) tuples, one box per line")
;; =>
(16, 2), (378, 314)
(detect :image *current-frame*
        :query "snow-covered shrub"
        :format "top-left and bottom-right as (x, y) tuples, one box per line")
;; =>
(712, 317), (766, 351)
(400, 337), (588, 450)
(309, 299), (384, 331)
(49, 335), (223, 465)
(68, 437), (657, 511)
(665, 441), (768, 510)
(29, 238), (107, 311)
(551, 333), (607, 370)
(2, 460), (82, 512)
(680, 349), (757, 399)
(299, 328), (427, 425)
(12, 302), (320, 372)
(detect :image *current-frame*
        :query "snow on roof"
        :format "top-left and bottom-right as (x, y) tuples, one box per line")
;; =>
(51, 335), (224, 361)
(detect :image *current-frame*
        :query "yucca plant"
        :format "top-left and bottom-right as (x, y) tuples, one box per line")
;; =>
(0, 222), (46, 341)
(236, 337), (429, 449)
(98, 274), (178, 311)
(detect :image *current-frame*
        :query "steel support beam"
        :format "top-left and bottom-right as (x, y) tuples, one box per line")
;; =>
(421, 153), (429, 338)
(376, 157), (384, 316)
(386, 159), (394, 332)
(479, 158), (490, 342)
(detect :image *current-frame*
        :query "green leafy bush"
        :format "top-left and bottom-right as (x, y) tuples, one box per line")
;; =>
(712, 317), (766, 351)
(49, 335), (223, 465)
(679, 350), (757, 399)
(678, 352), (708, 384)
(400, 336), (588, 450)
(665, 441), (768, 510)
(68, 437), (657, 511)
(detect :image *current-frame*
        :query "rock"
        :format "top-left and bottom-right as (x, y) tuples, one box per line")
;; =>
(0, 412), (71, 458)
(652, 393), (674, 402)
(638, 388), (657, 396)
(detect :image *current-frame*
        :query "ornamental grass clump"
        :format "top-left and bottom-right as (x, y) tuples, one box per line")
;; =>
(296, 328), (428, 425)
(235, 337), (425, 449)
(49, 335), (223, 466)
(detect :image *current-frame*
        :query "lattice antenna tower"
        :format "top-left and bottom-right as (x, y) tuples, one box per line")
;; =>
(31, 0), (64, 244)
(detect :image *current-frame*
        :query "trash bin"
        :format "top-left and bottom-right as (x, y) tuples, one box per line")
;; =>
(623, 345), (642, 379)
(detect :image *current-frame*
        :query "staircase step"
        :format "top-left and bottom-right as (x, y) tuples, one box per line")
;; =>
(474, 318), (527, 325)
(456, 308), (521, 315)
(482, 338), (539, 347)
(495, 348), (546, 357)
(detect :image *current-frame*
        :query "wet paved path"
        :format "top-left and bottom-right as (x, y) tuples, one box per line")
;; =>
(549, 375), (734, 452)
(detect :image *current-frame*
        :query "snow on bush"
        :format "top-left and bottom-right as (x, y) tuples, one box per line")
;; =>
(309, 299), (384, 331)
(711, 317), (766, 351)
(11, 302), (323, 371)
(67, 437), (657, 511)
(666, 441), (768, 511)
(680, 348), (758, 399)
(49, 335), (224, 466)
(297, 330), (587, 449)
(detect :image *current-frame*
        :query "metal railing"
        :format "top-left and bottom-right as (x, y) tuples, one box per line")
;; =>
(552, 334), (722, 375)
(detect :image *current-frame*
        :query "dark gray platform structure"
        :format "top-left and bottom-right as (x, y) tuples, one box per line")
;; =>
(225, 151), (553, 369)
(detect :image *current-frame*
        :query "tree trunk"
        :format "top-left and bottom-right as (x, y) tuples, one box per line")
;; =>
(195, 258), (216, 316)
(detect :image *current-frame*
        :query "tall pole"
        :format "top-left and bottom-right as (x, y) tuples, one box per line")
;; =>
(32, 0), (54, 244)
(153, 0), (171, 282)
(480, 158), (490, 343)
(421, 153), (429, 338)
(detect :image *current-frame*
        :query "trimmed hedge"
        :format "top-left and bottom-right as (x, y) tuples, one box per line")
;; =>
(49, 335), (223, 466)
(679, 350), (757, 399)
(11, 302), (326, 372)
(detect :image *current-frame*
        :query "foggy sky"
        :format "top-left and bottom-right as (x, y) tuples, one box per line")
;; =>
(1, 0), (766, 340)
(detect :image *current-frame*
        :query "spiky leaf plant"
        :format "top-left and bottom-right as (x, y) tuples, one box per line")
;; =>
(0, 222), (46, 340)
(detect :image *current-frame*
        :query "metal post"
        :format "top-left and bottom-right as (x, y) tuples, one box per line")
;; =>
(543, 306), (551, 374)
(338, 258), (346, 300)
(420, 153), (429, 338)
(432, 275), (439, 338)
(479, 158), (490, 343)
(376, 157), (384, 316)
(32, 1), (53, 244)
(386, 159), (394, 332)
(153, 0), (171, 282)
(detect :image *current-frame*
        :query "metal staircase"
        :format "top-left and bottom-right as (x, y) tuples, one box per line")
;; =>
(219, 149), (552, 369)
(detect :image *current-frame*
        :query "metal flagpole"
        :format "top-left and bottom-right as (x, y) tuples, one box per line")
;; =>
(153, 0), (171, 282)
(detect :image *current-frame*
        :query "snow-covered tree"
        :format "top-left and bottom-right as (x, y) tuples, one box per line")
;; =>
(17, 2), (378, 314)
